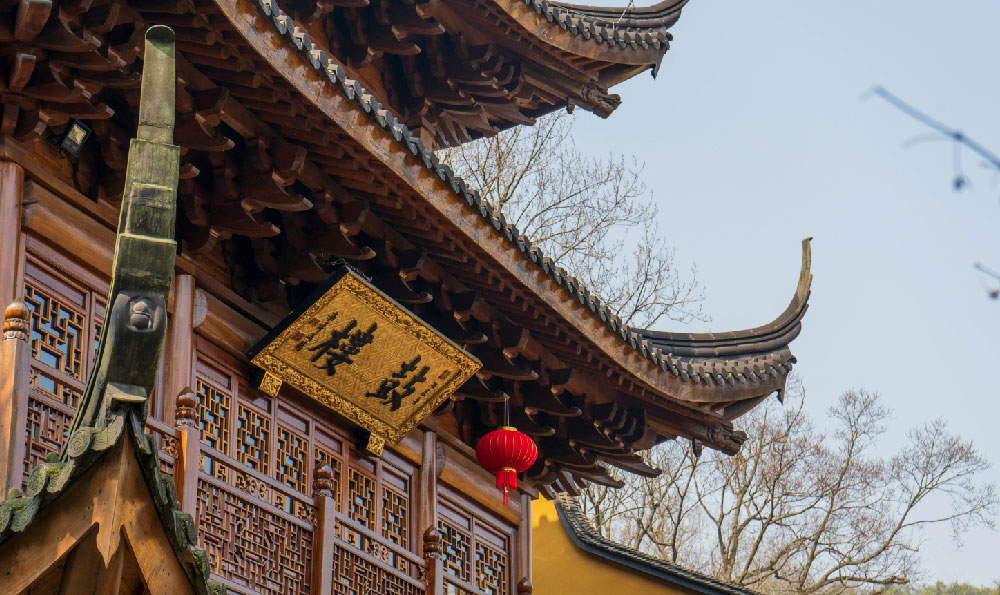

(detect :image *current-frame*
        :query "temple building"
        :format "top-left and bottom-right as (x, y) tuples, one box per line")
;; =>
(0, 0), (810, 593)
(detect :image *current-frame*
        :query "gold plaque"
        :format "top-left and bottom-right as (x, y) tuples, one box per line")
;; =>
(248, 266), (480, 454)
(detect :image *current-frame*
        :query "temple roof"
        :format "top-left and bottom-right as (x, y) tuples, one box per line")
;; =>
(250, 0), (812, 407)
(2, 0), (811, 491)
(277, 0), (688, 147)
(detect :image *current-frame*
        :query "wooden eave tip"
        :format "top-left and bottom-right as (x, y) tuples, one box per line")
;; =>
(798, 237), (813, 297)
(146, 24), (175, 43)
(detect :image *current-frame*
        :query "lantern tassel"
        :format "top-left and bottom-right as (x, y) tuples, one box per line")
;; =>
(497, 467), (517, 505)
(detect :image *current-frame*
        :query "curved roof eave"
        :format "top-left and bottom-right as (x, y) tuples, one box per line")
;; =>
(486, 0), (688, 66)
(637, 238), (812, 358)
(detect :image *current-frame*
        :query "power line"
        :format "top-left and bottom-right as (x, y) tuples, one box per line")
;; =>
(870, 86), (1000, 172)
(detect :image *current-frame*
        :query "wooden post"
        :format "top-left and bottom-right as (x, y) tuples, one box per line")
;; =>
(173, 389), (201, 518)
(418, 429), (437, 536)
(0, 161), (24, 310)
(0, 301), (30, 493)
(423, 527), (444, 595)
(311, 465), (336, 595)
(163, 273), (195, 424)
(519, 493), (532, 587)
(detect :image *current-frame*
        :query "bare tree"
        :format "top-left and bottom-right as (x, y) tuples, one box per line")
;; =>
(580, 381), (998, 594)
(439, 111), (704, 327)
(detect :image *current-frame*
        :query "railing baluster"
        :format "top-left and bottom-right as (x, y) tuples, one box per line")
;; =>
(0, 301), (30, 493)
(174, 388), (202, 518)
(423, 527), (444, 595)
(313, 465), (337, 595)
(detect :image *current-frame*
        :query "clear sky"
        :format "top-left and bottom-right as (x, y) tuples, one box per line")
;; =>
(569, 0), (1000, 585)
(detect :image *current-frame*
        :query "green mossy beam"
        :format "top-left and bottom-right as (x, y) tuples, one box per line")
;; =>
(66, 25), (179, 439)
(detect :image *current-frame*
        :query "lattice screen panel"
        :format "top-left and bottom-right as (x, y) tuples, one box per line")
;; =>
(439, 521), (472, 583)
(475, 542), (508, 595)
(23, 394), (74, 471)
(382, 486), (409, 549)
(21, 267), (102, 478)
(24, 283), (86, 382)
(277, 426), (308, 494)
(236, 404), (270, 473)
(348, 468), (377, 531)
(195, 378), (231, 453)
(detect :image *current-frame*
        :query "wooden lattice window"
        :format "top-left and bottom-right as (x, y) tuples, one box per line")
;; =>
(439, 492), (515, 594)
(24, 283), (86, 383)
(20, 252), (105, 474)
(382, 487), (408, 548)
(236, 403), (270, 473)
(277, 425), (308, 493)
(195, 377), (231, 453)
(475, 542), (507, 595)
(23, 389), (75, 469)
(439, 520), (472, 583)
(348, 467), (376, 531)
(381, 466), (410, 550)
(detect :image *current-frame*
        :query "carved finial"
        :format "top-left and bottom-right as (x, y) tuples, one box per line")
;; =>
(423, 527), (442, 557)
(3, 300), (29, 339)
(517, 578), (533, 595)
(313, 464), (335, 497)
(175, 388), (199, 427)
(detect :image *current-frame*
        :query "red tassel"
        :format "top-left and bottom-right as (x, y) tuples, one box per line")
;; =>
(497, 468), (517, 490)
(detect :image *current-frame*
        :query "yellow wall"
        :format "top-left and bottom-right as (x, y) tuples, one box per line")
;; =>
(532, 498), (698, 595)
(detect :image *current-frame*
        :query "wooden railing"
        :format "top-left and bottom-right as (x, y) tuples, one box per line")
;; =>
(164, 391), (435, 595)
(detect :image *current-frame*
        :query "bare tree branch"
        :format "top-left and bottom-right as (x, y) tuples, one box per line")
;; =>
(439, 111), (705, 326)
(581, 380), (998, 594)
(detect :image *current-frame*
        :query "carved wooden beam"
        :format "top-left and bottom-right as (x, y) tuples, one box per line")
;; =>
(66, 25), (179, 436)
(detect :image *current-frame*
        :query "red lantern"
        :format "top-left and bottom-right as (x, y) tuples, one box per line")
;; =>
(475, 426), (538, 505)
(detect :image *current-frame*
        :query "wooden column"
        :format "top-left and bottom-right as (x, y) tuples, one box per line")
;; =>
(0, 301), (30, 492)
(163, 273), (195, 424)
(0, 161), (24, 310)
(418, 429), (438, 534)
(518, 493), (532, 588)
(173, 389), (201, 518)
(311, 465), (336, 595)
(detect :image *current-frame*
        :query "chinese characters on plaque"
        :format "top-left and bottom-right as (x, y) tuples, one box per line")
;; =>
(248, 266), (481, 455)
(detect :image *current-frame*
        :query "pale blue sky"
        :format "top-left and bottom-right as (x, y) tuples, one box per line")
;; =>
(570, 0), (1000, 585)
